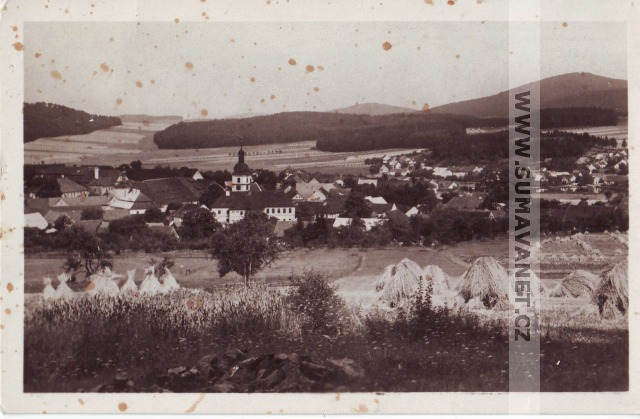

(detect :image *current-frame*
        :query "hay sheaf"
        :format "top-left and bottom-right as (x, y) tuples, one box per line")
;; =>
(120, 269), (139, 294)
(595, 261), (628, 318)
(160, 268), (180, 293)
(422, 265), (452, 295)
(375, 258), (423, 307)
(139, 266), (162, 295)
(455, 257), (508, 309)
(549, 270), (598, 299)
(86, 267), (121, 297)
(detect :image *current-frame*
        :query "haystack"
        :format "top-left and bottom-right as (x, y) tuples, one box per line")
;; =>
(422, 265), (452, 294)
(120, 269), (138, 294)
(595, 261), (628, 318)
(86, 267), (121, 296)
(549, 270), (598, 299)
(375, 258), (423, 307)
(56, 272), (74, 299)
(42, 277), (57, 300)
(139, 266), (162, 295)
(160, 268), (180, 293)
(455, 257), (508, 309)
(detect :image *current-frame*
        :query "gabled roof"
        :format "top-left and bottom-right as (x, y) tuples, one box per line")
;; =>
(173, 203), (202, 218)
(24, 198), (52, 216)
(57, 177), (88, 194)
(44, 209), (83, 225)
(89, 176), (119, 187)
(56, 196), (110, 207)
(444, 193), (486, 211)
(320, 196), (348, 214)
(130, 192), (157, 210)
(211, 191), (294, 210)
(102, 208), (131, 221)
(138, 177), (206, 205)
(25, 212), (49, 230)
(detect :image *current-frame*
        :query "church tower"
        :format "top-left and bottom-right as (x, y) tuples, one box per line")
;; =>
(231, 143), (252, 192)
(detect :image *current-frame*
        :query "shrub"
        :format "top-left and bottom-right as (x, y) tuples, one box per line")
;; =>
(287, 271), (348, 336)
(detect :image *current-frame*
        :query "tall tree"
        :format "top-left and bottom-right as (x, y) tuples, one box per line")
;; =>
(178, 208), (220, 241)
(209, 211), (280, 285)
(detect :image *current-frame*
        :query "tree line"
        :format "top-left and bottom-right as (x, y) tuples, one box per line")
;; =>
(153, 111), (490, 150)
(24, 102), (122, 143)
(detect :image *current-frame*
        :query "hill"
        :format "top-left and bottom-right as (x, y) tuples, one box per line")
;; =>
(331, 102), (416, 116)
(24, 102), (122, 143)
(153, 111), (492, 150)
(430, 72), (627, 117)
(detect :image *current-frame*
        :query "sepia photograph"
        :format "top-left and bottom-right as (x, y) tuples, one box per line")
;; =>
(1, 0), (638, 414)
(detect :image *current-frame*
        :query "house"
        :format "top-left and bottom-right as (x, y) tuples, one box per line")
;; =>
(57, 177), (88, 198)
(586, 164), (597, 174)
(433, 167), (453, 178)
(357, 178), (378, 187)
(88, 167), (126, 195)
(52, 196), (110, 208)
(137, 177), (206, 206)
(444, 193), (486, 211)
(614, 160), (628, 170)
(405, 206), (420, 217)
(365, 196), (387, 205)
(332, 217), (384, 231)
(192, 170), (204, 181)
(102, 208), (131, 221)
(294, 180), (336, 201)
(129, 193), (157, 215)
(43, 209), (83, 226)
(316, 196), (348, 219)
(172, 203), (206, 227)
(211, 192), (296, 224)
(24, 213), (49, 230)
(148, 224), (180, 240)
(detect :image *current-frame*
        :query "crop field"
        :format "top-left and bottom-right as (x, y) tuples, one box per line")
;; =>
(23, 235), (628, 393)
(24, 121), (417, 175)
(23, 233), (626, 295)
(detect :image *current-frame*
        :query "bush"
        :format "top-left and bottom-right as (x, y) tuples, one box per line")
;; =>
(287, 271), (348, 336)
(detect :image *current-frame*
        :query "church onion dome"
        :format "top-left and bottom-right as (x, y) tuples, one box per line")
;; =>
(232, 143), (251, 174)
(233, 161), (250, 174)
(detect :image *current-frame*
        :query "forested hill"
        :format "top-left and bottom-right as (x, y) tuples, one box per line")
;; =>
(24, 102), (122, 143)
(430, 72), (627, 117)
(316, 107), (617, 152)
(153, 111), (494, 150)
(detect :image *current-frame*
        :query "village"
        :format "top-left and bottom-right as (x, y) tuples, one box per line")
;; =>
(24, 134), (628, 246)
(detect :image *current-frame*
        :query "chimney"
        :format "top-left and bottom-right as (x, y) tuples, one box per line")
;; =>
(225, 190), (230, 197)
(94, 167), (99, 180)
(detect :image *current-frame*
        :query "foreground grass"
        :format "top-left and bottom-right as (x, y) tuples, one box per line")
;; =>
(24, 277), (628, 393)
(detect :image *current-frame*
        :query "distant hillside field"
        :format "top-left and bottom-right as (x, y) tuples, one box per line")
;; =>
(430, 72), (627, 117)
(120, 114), (183, 124)
(331, 102), (417, 116)
(153, 111), (494, 150)
(24, 102), (122, 143)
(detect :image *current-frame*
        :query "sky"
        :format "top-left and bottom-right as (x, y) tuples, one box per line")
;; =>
(24, 21), (626, 119)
